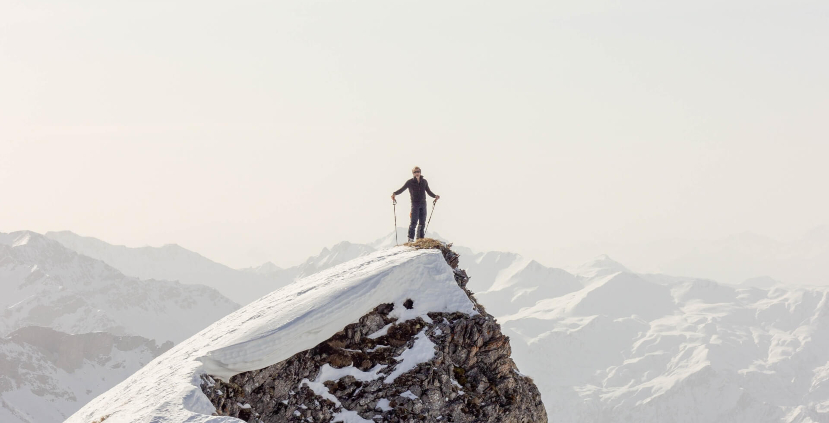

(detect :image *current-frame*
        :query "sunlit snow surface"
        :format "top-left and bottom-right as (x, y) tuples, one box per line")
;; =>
(66, 247), (476, 423)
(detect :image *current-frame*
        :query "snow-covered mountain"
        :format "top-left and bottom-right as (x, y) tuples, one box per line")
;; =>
(241, 229), (449, 286)
(13, 227), (829, 422)
(435, 245), (829, 422)
(572, 253), (631, 280)
(45, 231), (282, 305)
(293, 241), (376, 279)
(67, 244), (546, 423)
(0, 230), (240, 422)
(550, 226), (829, 286)
(108, 226), (829, 421)
(460, 251), (583, 317)
(478, 257), (829, 422)
(239, 261), (282, 275)
(0, 327), (170, 423)
(245, 241), (377, 282)
(0, 231), (239, 343)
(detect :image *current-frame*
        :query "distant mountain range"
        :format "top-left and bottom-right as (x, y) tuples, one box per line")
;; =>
(0, 327), (169, 423)
(4, 227), (829, 422)
(0, 230), (239, 422)
(1, 231), (238, 343)
(497, 259), (829, 422)
(549, 225), (829, 286)
(45, 231), (280, 305)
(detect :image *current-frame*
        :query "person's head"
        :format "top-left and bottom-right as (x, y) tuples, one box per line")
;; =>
(412, 166), (421, 178)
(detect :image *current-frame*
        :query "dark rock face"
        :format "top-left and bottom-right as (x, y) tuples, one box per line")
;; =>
(200, 242), (547, 422)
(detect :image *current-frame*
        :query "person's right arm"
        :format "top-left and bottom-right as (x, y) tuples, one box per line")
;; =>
(392, 180), (409, 201)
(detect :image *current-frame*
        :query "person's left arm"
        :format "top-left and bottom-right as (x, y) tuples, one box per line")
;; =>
(425, 180), (440, 200)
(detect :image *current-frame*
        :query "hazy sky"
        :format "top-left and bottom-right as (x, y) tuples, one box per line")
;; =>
(2, 0), (827, 268)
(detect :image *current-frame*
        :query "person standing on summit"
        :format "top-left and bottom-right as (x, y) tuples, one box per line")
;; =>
(392, 166), (440, 242)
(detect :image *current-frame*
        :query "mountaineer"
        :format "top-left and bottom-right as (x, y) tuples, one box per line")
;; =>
(391, 166), (440, 242)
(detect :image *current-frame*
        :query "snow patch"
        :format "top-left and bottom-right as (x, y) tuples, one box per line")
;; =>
(12, 232), (31, 247)
(367, 323), (393, 339)
(384, 329), (436, 384)
(399, 390), (418, 400)
(375, 398), (392, 411)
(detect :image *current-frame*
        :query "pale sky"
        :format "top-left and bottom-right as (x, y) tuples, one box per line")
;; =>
(2, 0), (827, 268)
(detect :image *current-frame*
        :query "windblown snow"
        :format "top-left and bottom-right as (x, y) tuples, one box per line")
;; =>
(67, 247), (476, 423)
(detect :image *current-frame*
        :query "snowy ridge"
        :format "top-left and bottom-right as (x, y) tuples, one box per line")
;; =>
(67, 247), (477, 423)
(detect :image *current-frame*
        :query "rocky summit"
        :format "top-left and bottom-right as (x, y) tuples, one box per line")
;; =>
(200, 240), (547, 422)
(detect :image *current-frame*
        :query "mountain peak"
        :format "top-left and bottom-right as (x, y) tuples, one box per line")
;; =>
(241, 261), (283, 275)
(574, 254), (630, 279)
(0, 230), (51, 248)
(68, 242), (547, 423)
(368, 228), (449, 250)
(43, 231), (279, 305)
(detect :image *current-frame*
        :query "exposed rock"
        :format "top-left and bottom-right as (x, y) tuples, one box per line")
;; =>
(201, 241), (547, 422)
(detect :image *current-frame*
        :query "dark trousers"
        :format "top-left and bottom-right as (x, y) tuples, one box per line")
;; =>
(409, 202), (427, 239)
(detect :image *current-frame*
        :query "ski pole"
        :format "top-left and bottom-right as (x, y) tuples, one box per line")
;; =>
(393, 199), (398, 246)
(425, 198), (437, 235)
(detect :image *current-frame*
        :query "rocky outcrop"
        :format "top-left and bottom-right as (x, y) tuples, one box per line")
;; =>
(200, 240), (547, 422)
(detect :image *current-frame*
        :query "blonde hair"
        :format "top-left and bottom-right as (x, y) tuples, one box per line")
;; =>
(412, 166), (421, 173)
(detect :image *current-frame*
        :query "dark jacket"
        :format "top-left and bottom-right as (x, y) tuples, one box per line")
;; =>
(394, 177), (437, 203)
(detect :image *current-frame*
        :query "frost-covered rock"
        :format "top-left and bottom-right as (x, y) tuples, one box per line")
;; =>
(67, 242), (546, 423)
